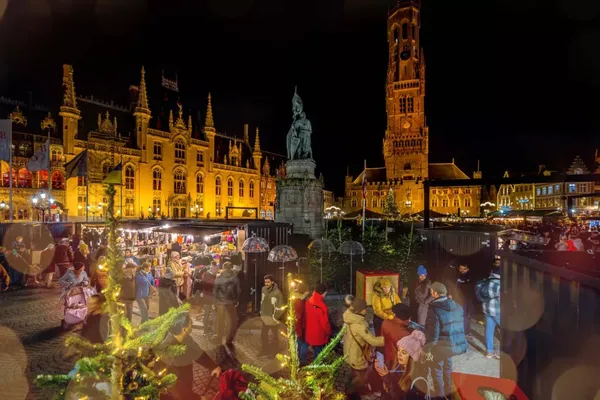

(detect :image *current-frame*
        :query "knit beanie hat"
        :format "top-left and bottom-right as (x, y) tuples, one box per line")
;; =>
(397, 330), (426, 362)
(351, 297), (367, 314)
(417, 265), (427, 276)
(430, 281), (447, 296)
(315, 283), (327, 294)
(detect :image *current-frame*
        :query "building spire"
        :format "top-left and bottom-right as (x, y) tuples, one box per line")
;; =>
(205, 93), (214, 129)
(135, 67), (150, 113)
(61, 65), (79, 110)
(254, 127), (261, 153)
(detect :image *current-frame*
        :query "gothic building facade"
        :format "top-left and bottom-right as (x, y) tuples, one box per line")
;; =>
(344, 0), (481, 217)
(0, 65), (284, 221)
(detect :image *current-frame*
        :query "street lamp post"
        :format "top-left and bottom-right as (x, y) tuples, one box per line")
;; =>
(32, 192), (55, 223)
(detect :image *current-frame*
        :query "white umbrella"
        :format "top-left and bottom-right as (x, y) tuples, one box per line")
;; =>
(308, 238), (337, 283)
(268, 245), (298, 289)
(338, 240), (365, 295)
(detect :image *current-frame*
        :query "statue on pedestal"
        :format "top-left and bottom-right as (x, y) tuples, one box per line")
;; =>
(286, 87), (313, 160)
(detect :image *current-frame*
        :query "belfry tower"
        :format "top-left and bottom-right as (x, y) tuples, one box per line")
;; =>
(383, 0), (429, 180)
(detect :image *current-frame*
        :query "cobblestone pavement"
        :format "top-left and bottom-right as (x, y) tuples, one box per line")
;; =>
(0, 287), (497, 400)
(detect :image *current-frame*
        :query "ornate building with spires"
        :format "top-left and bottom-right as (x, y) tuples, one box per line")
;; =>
(343, 0), (481, 217)
(0, 64), (285, 221)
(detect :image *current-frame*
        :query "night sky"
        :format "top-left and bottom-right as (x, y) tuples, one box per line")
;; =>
(0, 0), (599, 196)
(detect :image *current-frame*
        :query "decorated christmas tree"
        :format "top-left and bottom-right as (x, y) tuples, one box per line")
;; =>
(36, 184), (188, 400)
(239, 273), (346, 400)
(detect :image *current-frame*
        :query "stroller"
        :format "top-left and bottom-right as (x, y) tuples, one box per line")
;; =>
(61, 285), (90, 330)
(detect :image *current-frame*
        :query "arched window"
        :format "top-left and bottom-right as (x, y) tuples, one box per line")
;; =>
(174, 140), (185, 163)
(442, 197), (449, 208)
(393, 26), (399, 43)
(215, 177), (222, 196)
(464, 197), (472, 208)
(431, 197), (438, 208)
(196, 174), (203, 194)
(51, 171), (65, 190)
(152, 169), (162, 190)
(408, 97), (414, 113)
(18, 168), (32, 188)
(174, 170), (186, 194)
(400, 98), (407, 113)
(227, 178), (233, 196)
(125, 165), (135, 190)
(239, 180), (245, 197)
(51, 150), (58, 161)
(249, 180), (255, 198)
(39, 170), (49, 188)
(402, 23), (408, 39)
(453, 197), (460, 208)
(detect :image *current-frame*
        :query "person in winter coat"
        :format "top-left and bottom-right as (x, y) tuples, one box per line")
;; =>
(291, 282), (310, 364)
(136, 262), (156, 323)
(0, 249), (10, 291)
(156, 313), (222, 400)
(304, 283), (332, 360)
(124, 249), (141, 266)
(477, 262), (501, 359)
(381, 303), (412, 369)
(413, 265), (433, 326)
(372, 278), (402, 336)
(424, 282), (467, 399)
(119, 263), (138, 321)
(343, 297), (385, 399)
(74, 242), (92, 276)
(449, 263), (475, 337)
(158, 268), (179, 316)
(168, 251), (186, 299)
(53, 238), (74, 278)
(375, 330), (429, 400)
(214, 369), (249, 400)
(58, 262), (90, 298)
(90, 256), (109, 293)
(258, 274), (285, 358)
(213, 262), (241, 347)
(201, 262), (218, 335)
(40, 243), (56, 288)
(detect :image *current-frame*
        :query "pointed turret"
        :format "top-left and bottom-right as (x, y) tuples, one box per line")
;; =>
(169, 109), (174, 130)
(135, 67), (151, 114)
(253, 127), (262, 171)
(59, 64), (81, 154)
(205, 93), (215, 129)
(262, 157), (271, 176)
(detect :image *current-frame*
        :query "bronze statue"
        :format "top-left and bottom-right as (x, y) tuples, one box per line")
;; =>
(286, 87), (313, 160)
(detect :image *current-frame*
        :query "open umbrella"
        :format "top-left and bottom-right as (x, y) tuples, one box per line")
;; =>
(242, 233), (270, 311)
(308, 238), (337, 283)
(268, 245), (298, 290)
(338, 240), (365, 295)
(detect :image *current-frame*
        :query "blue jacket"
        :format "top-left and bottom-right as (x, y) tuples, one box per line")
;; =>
(424, 296), (467, 359)
(135, 270), (155, 299)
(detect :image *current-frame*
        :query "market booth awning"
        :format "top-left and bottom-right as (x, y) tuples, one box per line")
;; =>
(489, 209), (563, 218)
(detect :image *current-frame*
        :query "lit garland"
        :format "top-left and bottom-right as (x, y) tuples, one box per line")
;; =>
(36, 184), (189, 400)
(239, 272), (346, 400)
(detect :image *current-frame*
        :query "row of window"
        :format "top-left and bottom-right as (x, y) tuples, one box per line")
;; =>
(153, 140), (204, 165)
(432, 189), (472, 195)
(152, 169), (258, 198)
(431, 197), (472, 208)
(399, 97), (415, 113)
(1, 169), (64, 189)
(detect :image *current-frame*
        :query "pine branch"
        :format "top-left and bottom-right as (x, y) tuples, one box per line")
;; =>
(241, 364), (280, 388)
(310, 326), (345, 365)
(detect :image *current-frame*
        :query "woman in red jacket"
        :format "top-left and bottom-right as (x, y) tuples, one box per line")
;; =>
(304, 283), (332, 360)
(292, 282), (310, 365)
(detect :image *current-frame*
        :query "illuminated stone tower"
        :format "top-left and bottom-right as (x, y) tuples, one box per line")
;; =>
(383, 0), (428, 180)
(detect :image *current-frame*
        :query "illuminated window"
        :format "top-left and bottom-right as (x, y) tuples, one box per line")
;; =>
(239, 180), (245, 197)
(227, 178), (233, 196)
(380, 199), (385, 208)
(431, 197), (438, 208)
(125, 198), (135, 217)
(400, 98), (407, 113)
(152, 169), (162, 190)
(464, 197), (471, 207)
(196, 151), (203, 164)
(215, 177), (222, 196)
(77, 196), (86, 216)
(407, 97), (414, 113)
(568, 184), (576, 193)
(249, 180), (255, 198)
(77, 176), (85, 187)
(196, 175), (203, 194)
(153, 199), (161, 213)
(351, 199), (357, 208)
(442, 198), (449, 208)
(125, 166), (135, 190)
(153, 142), (162, 159)
(51, 171), (64, 190)
(174, 140), (185, 163)
(372, 198), (377, 208)
(174, 171), (186, 194)
(17, 168), (32, 188)
(453, 197), (460, 207)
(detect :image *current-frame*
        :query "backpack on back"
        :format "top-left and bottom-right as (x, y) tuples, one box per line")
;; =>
(475, 277), (499, 303)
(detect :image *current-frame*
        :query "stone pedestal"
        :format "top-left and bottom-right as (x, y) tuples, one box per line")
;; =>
(275, 159), (324, 238)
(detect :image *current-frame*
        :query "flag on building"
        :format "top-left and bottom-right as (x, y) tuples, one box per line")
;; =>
(103, 162), (122, 185)
(65, 150), (88, 179)
(26, 140), (50, 171)
(0, 120), (12, 162)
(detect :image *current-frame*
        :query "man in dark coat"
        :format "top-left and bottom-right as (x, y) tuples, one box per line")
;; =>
(424, 282), (467, 399)
(201, 262), (218, 335)
(213, 262), (240, 347)
(52, 238), (74, 278)
(449, 263), (475, 337)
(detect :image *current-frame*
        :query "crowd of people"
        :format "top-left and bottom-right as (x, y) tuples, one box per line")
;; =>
(0, 230), (504, 400)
